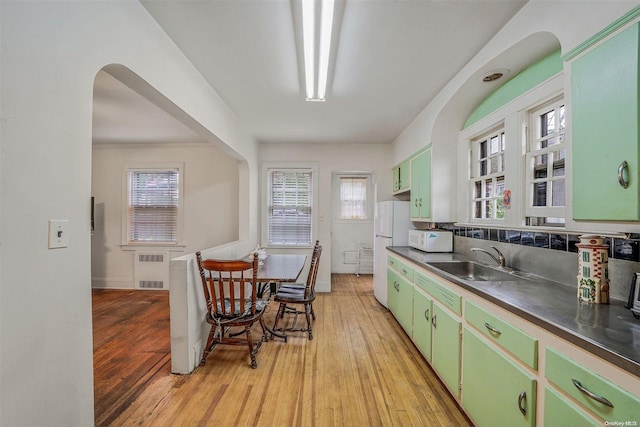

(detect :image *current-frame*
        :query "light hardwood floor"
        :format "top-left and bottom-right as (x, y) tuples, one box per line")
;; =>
(93, 274), (472, 427)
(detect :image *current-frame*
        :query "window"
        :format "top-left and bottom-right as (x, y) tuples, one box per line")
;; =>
(267, 169), (313, 246)
(471, 129), (506, 220)
(526, 99), (565, 225)
(338, 176), (368, 219)
(126, 167), (180, 244)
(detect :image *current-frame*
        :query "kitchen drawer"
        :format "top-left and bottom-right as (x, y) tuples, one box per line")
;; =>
(545, 347), (640, 422)
(465, 301), (538, 370)
(415, 270), (461, 315)
(544, 386), (600, 427)
(388, 256), (414, 282)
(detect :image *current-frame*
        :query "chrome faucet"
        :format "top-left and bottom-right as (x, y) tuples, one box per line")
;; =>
(471, 246), (506, 268)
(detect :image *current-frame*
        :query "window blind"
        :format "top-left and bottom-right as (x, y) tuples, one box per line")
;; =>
(339, 176), (367, 219)
(128, 169), (179, 243)
(268, 169), (312, 246)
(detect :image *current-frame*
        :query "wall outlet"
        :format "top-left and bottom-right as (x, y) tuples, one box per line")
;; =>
(48, 220), (69, 249)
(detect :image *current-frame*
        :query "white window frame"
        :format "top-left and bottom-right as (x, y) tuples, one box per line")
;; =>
(525, 98), (566, 223)
(333, 173), (373, 222)
(261, 162), (318, 248)
(469, 127), (507, 222)
(121, 162), (185, 249)
(457, 74), (564, 229)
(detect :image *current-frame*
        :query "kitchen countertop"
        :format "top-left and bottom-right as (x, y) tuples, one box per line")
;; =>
(388, 246), (640, 378)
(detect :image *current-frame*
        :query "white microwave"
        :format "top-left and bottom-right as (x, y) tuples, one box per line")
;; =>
(408, 230), (453, 252)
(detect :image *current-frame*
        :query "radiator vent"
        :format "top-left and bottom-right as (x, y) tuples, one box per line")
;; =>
(138, 280), (165, 289)
(138, 254), (164, 263)
(134, 252), (169, 290)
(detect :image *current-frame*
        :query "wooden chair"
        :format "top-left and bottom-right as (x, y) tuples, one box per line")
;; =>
(278, 240), (320, 319)
(195, 252), (269, 368)
(272, 243), (322, 340)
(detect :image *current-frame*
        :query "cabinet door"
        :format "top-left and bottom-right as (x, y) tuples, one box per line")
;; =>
(572, 23), (640, 220)
(410, 154), (422, 218)
(412, 288), (433, 362)
(392, 166), (400, 192)
(410, 150), (432, 219)
(463, 328), (537, 427)
(387, 268), (398, 314)
(398, 159), (410, 191)
(395, 275), (413, 335)
(419, 149), (431, 218)
(544, 386), (600, 427)
(431, 303), (461, 399)
(387, 269), (412, 334)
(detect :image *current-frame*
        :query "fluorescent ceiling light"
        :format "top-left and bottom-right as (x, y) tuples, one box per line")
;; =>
(302, 0), (315, 100)
(302, 0), (335, 101)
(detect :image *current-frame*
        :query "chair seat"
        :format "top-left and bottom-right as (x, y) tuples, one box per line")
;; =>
(214, 298), (268, 318)
(274, 291), (314, 303)
(279, 282), (305, 290)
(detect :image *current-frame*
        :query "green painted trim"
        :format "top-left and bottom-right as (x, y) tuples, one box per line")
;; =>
(562, 5), (640, 62)
(464, 50), (562, 129)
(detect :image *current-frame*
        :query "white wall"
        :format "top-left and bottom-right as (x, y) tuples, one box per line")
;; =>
(91, 143), (239, 289)
(0, 1), (258, 425)
(392, 1), (639, 222)
(259, 142), (393, 290)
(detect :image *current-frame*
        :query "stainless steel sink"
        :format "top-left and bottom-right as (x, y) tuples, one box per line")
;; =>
(427, 261), (519, 282)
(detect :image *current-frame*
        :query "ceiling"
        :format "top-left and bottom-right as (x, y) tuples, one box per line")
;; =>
(93, 0), (531, 145)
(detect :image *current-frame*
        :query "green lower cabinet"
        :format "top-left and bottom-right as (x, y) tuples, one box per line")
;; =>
(395, 275), (413, 335)
(431, 303), (462, 399)
(544, 386), (600, 427)
(412, 288), (433, 363)
(462, 328), (537, 427)
(387, 268), (398, 314)
(387, 268), (412, 335)
(545, 347), (640, 423)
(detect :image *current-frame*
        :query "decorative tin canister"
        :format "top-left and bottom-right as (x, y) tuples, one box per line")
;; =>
(576, 235), (610, 304)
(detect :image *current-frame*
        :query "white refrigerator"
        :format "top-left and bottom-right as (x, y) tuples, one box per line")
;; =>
(373, 201), (412, 307)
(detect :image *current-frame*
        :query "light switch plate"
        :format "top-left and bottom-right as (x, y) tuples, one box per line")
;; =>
(48, 220), (69, 249)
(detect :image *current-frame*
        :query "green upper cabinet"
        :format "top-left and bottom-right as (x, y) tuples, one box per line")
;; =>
(572, 22), (640, 220)
(392, 159), (410, 193)
(410, 149), (431, 220)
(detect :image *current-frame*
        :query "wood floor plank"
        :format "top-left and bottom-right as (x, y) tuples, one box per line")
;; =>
(93, 275), (472, 427)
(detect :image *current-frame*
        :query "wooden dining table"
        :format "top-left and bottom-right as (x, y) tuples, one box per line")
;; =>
(254, 254), (307, 298)
(253, 253), (307, 340)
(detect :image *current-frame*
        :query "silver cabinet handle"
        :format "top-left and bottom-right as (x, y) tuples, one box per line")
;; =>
(517, 391), (527, 416)
(402, 268), (407, 274)
(484, 322), (502, 335)
(414, 198), (419, 207)
(572, 379), (614, 407)
(393, 281), (399, 292)
(424, 308), (429, 321)
(419, 198), (422, 207)
(432, 314), (437, 328)
(618, 160), (629, 189)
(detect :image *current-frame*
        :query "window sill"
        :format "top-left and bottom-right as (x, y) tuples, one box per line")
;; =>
(120, 244), (186, 252)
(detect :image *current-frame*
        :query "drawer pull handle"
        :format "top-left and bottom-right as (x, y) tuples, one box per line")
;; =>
(432, 314), (437, 328)
(393, 282), (399, 292)
(402, 269), (407, 274)
(617, 160), (629, 189)
(424, 308), (429, 321)
(517, 391), (527, 416)
(484, 322), (502, 335)
(572, 379), (614, 407)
